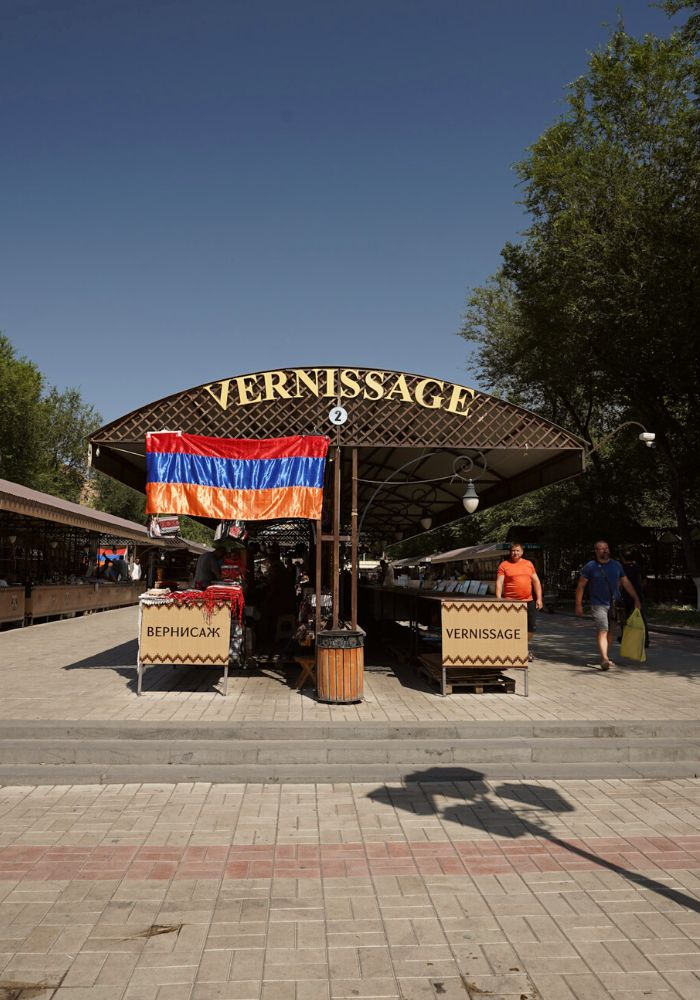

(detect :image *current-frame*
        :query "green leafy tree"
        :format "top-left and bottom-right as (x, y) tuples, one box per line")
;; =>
(36, 388), (101, 502)
(0, 335), (46, 487)
(461, 20), (700, 603)
(90, 472), (147, 523)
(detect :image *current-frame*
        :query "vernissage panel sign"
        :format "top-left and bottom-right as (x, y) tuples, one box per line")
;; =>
(139, 603), (231, 666)
(441, 600), (528, 668)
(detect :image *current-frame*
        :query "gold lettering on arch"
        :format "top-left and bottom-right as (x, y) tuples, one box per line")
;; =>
(203, 379), (234, 410)
(202, 368), (477, 416)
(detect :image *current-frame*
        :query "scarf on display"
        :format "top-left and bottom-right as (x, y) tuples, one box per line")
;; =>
(144, 432), (329, 521)
(171, 586), (245, 623)
(141, 586), (245, 623)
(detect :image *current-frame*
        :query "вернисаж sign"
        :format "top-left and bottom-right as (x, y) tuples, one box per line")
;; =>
(139, 603), (231, 666)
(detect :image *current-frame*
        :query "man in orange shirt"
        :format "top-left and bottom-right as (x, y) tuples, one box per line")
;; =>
(495, 543), (543, 660)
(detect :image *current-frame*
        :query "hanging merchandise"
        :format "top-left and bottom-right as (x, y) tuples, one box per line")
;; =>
(229, 520), (248, 541)
(146, 515), (161, 538)
(214, 520), (248, 542)
(145, 432), (330, 521)
(214, 521), (230, 541)
(157, 514), (180, 537)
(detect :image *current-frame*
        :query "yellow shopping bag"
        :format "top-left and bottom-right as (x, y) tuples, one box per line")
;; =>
(619, 608), (646, 662)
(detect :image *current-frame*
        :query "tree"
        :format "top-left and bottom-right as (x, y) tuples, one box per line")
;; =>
(0, 335), (46, 487)
(461, 21), (700, 604)
(0, 335), (102, 502)
(36, 388), (101, 503)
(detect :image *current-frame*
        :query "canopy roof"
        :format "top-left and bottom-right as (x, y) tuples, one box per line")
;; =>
(89, 366), (586, 539)
(0, 478), (210, 552)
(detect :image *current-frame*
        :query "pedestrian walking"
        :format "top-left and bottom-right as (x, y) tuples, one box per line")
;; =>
(495, 542), (543, 660)
(575, 540), (640, 670)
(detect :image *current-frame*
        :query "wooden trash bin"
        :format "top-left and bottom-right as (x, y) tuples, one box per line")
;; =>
(316, 628), (365, 704)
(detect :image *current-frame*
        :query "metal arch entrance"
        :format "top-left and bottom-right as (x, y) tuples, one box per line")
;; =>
(90, 366), (585, 537)
(90, 366), (586, 632)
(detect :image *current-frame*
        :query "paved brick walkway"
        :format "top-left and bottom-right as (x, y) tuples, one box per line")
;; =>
(1, 607), (698, 721)
(0, 778), (698, 999)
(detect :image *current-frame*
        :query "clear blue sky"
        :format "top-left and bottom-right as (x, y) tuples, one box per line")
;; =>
(1, 0), (676, 426)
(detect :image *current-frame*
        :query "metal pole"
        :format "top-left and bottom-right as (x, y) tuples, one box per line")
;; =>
(351, 447), (358, 630)
(331, 445), (341, 628)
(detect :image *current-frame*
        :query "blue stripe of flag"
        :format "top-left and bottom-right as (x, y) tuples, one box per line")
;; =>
(146, 452), (326, 491)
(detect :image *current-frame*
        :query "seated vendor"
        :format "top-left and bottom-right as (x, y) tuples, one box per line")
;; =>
(193, 545), (225, 590)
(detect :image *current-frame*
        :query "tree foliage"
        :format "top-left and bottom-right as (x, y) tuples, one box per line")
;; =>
(0, 335), (100, 502)
(461, 19), (700, 582)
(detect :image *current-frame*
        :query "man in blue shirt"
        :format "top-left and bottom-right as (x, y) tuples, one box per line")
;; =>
(575, 540), (641, 670)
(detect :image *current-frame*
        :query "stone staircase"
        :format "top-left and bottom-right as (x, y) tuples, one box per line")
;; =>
(0, 720), (697, 784)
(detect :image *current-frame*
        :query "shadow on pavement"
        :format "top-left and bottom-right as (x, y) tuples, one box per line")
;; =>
(62, 642), (225, 694)
(536, 616), (700, 679)
(368, 767), (700, 914)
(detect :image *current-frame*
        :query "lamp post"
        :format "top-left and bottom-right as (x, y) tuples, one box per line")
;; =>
(584, 421), (655, 462)
(357, 451), (487, 540)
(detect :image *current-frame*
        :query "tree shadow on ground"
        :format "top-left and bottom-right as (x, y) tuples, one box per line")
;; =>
(536, 616), (700, 679)
(367, 768), (700, 914)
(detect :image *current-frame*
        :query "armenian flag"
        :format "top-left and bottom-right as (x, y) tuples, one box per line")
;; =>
(145, 432), (329, 521)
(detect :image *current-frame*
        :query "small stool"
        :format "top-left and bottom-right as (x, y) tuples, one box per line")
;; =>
(295, 654), (316, 690)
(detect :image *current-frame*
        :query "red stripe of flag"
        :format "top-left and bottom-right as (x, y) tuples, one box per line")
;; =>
(146, 432), (329, 460)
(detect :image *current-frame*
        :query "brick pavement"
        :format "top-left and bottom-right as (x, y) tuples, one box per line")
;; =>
(0, 778), (698, 999)
(0, 607), (698, 721)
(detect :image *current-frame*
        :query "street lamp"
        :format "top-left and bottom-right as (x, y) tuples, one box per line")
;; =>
(462, 480), (479, 514)
(584, 421), (656, 461)
(357, 451), (487, 537)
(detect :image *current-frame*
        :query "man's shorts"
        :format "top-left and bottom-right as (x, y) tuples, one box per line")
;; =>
(591, 605), (614, 632)
(526, 600), (536, 633)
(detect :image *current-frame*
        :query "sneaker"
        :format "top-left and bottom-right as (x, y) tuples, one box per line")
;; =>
(600, 660), (611, 671)
(528, 651), (535, 662)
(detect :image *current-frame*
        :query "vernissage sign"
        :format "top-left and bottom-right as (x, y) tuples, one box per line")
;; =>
(139, 603), (231, 666)
(441, 600), (528, 668)
(203, 367), (477, 417)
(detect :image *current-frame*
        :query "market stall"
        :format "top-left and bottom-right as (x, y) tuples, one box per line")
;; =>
(137, 584), (244, 695)
(90, 366), (587, 700)
(0, 478), (210, 627)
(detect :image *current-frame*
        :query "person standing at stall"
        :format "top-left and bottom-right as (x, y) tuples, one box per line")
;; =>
(193, 545), (225, 590)
(495, 543), (543, 660)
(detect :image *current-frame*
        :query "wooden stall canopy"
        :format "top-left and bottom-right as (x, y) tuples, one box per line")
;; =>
(0, 478), (211, 554)
(88, 366), (586, 539)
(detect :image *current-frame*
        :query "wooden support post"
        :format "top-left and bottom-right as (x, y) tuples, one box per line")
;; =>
(315, 518), (322, 639)
(331, 445), (341, 628)
(351, 447), (358, 630)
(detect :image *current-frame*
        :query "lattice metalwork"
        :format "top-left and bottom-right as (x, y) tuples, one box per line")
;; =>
(92, 368), (583, 452)
(90, 368), (585, 534)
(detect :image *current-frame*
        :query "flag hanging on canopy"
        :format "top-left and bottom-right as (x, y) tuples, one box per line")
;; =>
(145, 432), (329, 521)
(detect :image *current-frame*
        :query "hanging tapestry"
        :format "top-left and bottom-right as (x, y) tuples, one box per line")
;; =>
(145, 432), (329, 521)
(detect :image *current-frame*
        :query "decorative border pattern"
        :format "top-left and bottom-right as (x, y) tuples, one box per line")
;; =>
(442, 655), (528, 668)
(140, 653), (229, 665)
(442, 601), (526, 614)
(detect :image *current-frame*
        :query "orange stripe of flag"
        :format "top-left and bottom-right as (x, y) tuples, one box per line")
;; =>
(146, 481), (324, 521)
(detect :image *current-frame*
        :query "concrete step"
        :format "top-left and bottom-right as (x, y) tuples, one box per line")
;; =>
(0, 720), (698, 784)
(0, 720), (698, 741)
(0, 735), (697, 769)
(0, 760), (697, 786)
